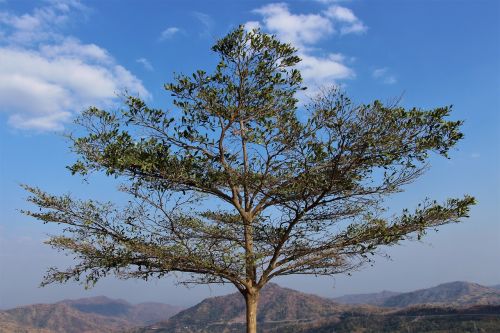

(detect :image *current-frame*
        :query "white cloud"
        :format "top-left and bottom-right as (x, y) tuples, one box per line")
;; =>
(248, 3), (363, 89)
(0, 72), (72, 130)
(193, 12), (213, 30)
(315, 0), (351, 3)
(324, 5), (367, 35)
(373, 67), (397, 84)
(251, 3), (366, 48)
(159, 27), (180, 40)
(0, 46), (149, 130)
(254, 3), (333, 48)
(48, 0), (87, 12)
(0, 0), (85, 45)
(384, 76), (397, 85)
(373, 68), (388, 78)
(470, 153), (480, 159)
(339, 21), (366, 35)
(244, 21), (261, 31)
(324, 5), (356, 23)
(192, 12), (214, 38)
(300, 53), (354, 84)
(0, 1), (149, 131)
(40, 38), (112, 63)
(136, 57), (153, 71)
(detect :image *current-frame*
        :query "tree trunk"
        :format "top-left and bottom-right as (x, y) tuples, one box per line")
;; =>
(245, 290), (259, 333)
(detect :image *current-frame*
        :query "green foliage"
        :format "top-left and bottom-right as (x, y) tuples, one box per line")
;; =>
(24, 26), (474, 298)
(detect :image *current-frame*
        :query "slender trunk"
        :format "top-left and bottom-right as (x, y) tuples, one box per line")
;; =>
(245, 290), (259, 333)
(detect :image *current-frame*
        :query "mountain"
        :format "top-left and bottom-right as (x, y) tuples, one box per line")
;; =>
(1, 303), (132, 333)
(2, 281), (500, 333)
(0, 297), (182, 333)
(296, 305), (500, 333)
(59, 296), (131, 317)
(129, 302), (184, 325)
(136, 283), (378, 333)
(0, 311), (53, 333)
(333, 281), (500, 308)
(334, 290), (401, 305)
(59, 296), (182, 325)
(135, 282), (500, 333)
(381, 281), (500, 307)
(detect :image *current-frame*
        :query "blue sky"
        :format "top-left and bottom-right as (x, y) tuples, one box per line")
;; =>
(0, 0), (499, 308)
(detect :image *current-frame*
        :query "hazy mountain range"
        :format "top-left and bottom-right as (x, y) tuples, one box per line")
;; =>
(0, 297), (183, 333)
(1, 281), (499, 333)
(333, 281), (500, 307)
(135, 283), (379, 333)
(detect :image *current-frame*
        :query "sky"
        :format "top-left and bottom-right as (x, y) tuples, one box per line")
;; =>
(0, 0), (499, 309)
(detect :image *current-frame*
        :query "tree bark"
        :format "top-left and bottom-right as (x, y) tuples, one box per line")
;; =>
(245, 290), (259, 333)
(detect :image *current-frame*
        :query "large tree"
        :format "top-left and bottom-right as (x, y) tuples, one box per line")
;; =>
(23, 27), (474, 333)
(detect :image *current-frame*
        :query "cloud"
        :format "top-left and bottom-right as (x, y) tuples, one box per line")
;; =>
(136, 57), (153, 71)
(315, 0), (351, 3)
(244, 21), (261, 31)
(470, 153), (480, 159)
(324, 5), (356, 22)
(0, 1), (149, 131)
(372, 68), (388, 78)
(0, 0), (86, 45)
(0, 45), (149, 130)
(254, 3), (333, 48)
(248, 3), (363, 89)
(159, 26), (180, 40)
(193, 11), (213, 30)
(300, 53), (354, 85)
(324, 5), (367, 34)
(372, 67), (397, 84)
(251, 3), (366, 48)
(193, 12), (214, 37)
(40, 38), (112, 63)
(339, 21), (366, 35)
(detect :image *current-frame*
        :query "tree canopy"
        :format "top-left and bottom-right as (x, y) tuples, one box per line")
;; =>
(23, 26), (475, 333)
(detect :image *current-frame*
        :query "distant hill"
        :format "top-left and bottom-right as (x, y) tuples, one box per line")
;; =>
(334, 281), (500, 308)
(136, 282), (500, 333)
(0, 297), (182, 333)
(59, 296), (131, 317)
(334, 290), (401, 305)
(59, 296), (182, 325)
(136, 283), (378, 333)
(296, 305), (500, 333)
(381, 281), (500, 307)
(0, 311), (53, 333)
(2, 281), (500, 333)
(1, 303), (131, 333)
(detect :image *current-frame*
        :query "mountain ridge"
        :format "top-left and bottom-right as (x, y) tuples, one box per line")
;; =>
(137, 281), (500, 332)
(3, 303), (132, 333)
(152, 282), (373, 328)
(2, 281), (499, 333)
(381, 281), (500, 307)
(0, 297), (183, 333)
(333, 281), (500, 307)
(58, 296), (182, 325)
(333, 290), (401, 305)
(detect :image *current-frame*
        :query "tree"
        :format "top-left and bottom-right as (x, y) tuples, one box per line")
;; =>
(23, 27), (475, 333)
